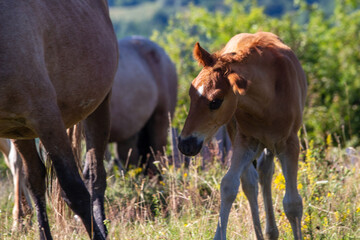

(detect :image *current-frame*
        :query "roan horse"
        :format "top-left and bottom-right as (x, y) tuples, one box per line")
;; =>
(109, 36), (177, 175)
(0, 1), (118, 239)
(178, 32), (307, 239)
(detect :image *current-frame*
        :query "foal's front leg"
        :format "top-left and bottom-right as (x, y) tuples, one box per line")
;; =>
(214, 135), (262, 240)
(241, 164), (264, 239)
(83, 94), (111, 238)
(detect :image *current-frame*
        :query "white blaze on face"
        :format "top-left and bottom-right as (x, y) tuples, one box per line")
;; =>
(197, 85), (204, 97)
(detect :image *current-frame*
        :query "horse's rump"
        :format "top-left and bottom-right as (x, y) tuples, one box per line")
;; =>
(0, 0), (118, 138)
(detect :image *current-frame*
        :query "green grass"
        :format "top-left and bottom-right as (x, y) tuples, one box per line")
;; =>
(0, 138), (359, 239)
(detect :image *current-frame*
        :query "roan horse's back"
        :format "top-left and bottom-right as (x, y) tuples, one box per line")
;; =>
(110, 36), (177, 141)
(109, 36), (177, 174)
(0, 0), (118, 139)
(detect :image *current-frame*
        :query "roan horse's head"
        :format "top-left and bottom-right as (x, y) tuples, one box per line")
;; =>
(178, 42), (250, 156)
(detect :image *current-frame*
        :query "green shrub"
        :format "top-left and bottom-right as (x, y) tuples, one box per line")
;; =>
(152, 0), (360, 145)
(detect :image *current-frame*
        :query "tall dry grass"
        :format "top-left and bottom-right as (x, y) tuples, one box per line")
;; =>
(0, 133), (359, 239)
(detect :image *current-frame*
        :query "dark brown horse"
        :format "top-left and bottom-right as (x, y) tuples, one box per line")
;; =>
(178, 32), (307, 239)
(109, 36), (177, 175)
(0, 1), (118, 239)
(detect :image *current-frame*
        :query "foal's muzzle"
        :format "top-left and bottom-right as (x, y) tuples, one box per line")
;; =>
(178, 135), (203, 156)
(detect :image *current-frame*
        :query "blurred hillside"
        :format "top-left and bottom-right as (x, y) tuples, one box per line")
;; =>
(109, 0), (335, 39)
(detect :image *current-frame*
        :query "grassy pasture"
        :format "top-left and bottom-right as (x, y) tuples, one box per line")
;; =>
(0, 136), (359, 239)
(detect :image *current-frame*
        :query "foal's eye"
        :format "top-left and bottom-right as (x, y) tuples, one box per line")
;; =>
(209, 98), (223, 110)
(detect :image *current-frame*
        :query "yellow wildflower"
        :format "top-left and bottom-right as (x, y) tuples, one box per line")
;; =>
(274, 172), (285, 191)
(343, 208), (350, 221)
(323, 217), (328, 227)
(236, 190), (246, 202)
(326, 134), (332, 147)
(335, 211), (340, 222)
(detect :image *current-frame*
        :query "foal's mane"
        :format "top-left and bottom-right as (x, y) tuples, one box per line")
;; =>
(212, 32), (286, 74)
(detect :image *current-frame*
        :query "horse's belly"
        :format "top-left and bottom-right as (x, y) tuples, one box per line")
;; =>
(0, 78), (112, 139)
(59, 99), (102, 129)
(0, 118), (37, 139)
(0, 0), (118, 139)
(110, 76), (158, 142)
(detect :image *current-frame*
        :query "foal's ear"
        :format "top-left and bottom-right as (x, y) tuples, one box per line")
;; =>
(193, 42), (213, 67)
(227, 72), (250, 95)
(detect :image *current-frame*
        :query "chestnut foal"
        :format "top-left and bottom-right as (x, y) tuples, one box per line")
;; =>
(178, 32), (307, 239)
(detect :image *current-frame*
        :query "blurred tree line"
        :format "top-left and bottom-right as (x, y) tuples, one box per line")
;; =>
(108, 0), (333, 15)
(109, 0), (334, 39)
(149, 0), (360, 146)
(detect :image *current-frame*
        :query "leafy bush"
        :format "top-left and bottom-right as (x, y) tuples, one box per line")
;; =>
(151, 0), (360, 145)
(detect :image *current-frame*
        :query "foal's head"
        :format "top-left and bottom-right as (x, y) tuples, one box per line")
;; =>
(178, 42), (250, 156)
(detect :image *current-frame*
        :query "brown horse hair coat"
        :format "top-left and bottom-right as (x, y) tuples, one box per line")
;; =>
(0, 1), (118, 239)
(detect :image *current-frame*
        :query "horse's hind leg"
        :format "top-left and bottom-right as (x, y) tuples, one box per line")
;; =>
(116, 134), (139, 169)
(12, 139), (51, 240)
(278, 134), (303, 240)
(141, 105), (169, 176)
(82, 94), (111, 238)
(257, 149), (279, 240)
(240, 164), (264, 239)
(30, 103), (104, 239)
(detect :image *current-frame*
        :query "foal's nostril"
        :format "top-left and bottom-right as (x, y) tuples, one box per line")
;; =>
(178, 135), (203, 156)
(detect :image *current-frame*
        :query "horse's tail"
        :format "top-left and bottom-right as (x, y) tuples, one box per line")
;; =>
(67, 122), (83, 172)
(46, 122), (84, 225)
